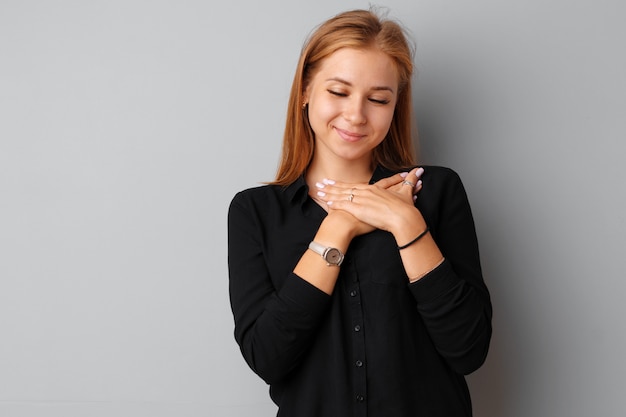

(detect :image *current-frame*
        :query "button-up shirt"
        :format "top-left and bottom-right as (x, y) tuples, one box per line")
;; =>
(228, 165), (492, 417)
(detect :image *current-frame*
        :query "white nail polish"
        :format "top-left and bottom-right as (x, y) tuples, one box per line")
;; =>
(317, 191), (326, 197)
(316, 182), (325, 188)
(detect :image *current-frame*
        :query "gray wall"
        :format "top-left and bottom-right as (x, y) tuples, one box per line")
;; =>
(1, 1), (624, 416)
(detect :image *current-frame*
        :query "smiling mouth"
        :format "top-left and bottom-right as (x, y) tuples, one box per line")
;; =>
(335, 127), (365, 142)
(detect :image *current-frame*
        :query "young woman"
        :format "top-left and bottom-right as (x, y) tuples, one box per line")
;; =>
(228, 9), (492, 417)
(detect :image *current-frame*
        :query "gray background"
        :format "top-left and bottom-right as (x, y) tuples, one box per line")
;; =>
(1, 0), (624, 416)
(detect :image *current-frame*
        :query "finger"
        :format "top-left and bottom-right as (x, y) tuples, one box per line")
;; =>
(412, 166), (425, 181)
(407, 167), (424, 194)
(325, 192), (362, 213)
(398, 174), (418, 194)
(315, 181), (357, 204)
(389, 168), (423, 202)
(415, 180), (423, 193)
(318, 178), (359, 193)
(318, 179), (360, 192)
(317, 178), (372, 202)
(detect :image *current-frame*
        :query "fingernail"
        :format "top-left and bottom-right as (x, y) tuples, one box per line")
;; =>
(322, 178), (335, 185)
(415, 167), (425, 177)
(415, 180), (423, 189)
(315, 182), (325, 189)
(413, 195), (417, 202)
(400, 172), (409, 178)
(317, 191), (326, 197)
(327, 201), (333, 206)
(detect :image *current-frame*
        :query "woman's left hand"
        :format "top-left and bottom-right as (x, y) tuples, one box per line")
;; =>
(314, 167), (424, 233)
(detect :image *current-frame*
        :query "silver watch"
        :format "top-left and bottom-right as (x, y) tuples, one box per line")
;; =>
(308, 241), (344, 266)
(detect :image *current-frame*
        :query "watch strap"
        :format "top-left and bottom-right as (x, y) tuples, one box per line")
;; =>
(308, 241), (326, 256)
(308, 241), (344, 266)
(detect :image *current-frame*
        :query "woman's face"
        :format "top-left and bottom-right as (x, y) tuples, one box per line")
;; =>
(304, 47), (399, 166)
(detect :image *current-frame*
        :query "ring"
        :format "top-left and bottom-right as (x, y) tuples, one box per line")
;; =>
(402, 180), (415, 187)
(348, 187), (355, 202)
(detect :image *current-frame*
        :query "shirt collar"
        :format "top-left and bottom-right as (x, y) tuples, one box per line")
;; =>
(284, 175), (309, 208)
(370, 165), (396, 183)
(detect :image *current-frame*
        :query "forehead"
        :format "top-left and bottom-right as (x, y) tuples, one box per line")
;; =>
(312, 47), (399, 88)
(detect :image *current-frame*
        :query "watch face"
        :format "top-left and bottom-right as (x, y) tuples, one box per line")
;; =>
(326, 248), (343, 265)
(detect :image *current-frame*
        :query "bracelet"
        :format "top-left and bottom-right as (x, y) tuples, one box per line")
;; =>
(397, 227), (430, 250)
(409, 257), (446, 283)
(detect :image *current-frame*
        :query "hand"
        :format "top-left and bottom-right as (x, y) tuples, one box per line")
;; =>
(314, 167), (424, 233)
(374, 167), (424, 203)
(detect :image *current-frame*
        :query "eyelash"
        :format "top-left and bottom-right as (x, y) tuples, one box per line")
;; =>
(327, 90), (389, 105)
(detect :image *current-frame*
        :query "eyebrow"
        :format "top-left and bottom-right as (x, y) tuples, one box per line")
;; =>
(325, 77), (395, 93)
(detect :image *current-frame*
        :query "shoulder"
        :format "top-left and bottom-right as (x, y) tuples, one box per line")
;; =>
(412, 165), (467, 199)
(230, 184), (283, 209)
(228, 181), (307, 232)
(420, 165), (462, 184)
(376, 164), (465, 195)
(232, 183), (277, 199)
(228, 185), (281, 226)
(415, 165), (472, 218)
(229, 180), (306, 216)
(420, 165), (467, 192)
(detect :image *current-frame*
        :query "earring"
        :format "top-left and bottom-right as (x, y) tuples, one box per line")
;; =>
(302, 101), (307, 109)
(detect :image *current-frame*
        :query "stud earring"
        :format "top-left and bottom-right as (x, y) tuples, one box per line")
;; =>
(302, 101), (307, 109)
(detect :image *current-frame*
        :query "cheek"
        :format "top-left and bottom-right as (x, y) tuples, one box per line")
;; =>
(371, 108), (395, 132)
(309, 99), (340, 126)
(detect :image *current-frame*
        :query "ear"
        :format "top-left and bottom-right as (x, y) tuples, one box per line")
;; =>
(301, 91), (309, 108)
(302, 82), (312, 103)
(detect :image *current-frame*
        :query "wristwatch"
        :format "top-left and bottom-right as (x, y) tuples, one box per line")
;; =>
(308, 241), (344, 266)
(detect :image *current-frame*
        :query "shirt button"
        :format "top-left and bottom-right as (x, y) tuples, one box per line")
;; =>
(356, 394), (365, 402)
(350, 290), (358, 297)
(355, 360), (363, 367)
(354, 325), (361, 332)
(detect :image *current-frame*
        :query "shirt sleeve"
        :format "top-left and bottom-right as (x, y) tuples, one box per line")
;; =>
(408, 167), (493, 375)
(227, 191), (331, 384)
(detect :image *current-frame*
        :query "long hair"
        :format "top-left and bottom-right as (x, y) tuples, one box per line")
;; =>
(271, 9), (417, 186)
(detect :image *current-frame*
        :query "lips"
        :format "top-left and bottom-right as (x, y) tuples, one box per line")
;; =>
(334, 127), (366, 142)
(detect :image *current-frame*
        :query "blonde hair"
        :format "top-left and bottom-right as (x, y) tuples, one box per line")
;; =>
(272, 8), (417, 185)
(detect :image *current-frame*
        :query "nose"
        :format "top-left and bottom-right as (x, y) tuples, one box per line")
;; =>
(343, 98), (367, 125)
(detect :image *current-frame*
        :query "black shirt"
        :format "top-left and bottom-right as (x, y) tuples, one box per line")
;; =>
(227, 165), (492, 417)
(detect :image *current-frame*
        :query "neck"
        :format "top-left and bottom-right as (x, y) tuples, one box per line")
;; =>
(306, 155), (374, 185)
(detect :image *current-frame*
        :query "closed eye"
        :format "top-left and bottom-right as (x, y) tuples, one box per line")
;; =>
(328, 89), (390, 105)
(328, 90), (347, 97)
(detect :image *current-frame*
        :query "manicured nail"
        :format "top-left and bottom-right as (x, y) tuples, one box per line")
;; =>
(315, 182), (325, 189)
(322, 178), (335, 185)
(415, 167), (425, 177)
(400, 172), (409, 178)
(317, 191), (326, 197)
(413, 195), (417, 202)
(415, 180), (423, 189)
(327, 200), (333, 206)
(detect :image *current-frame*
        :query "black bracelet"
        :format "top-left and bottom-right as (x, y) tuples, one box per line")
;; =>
(397, 227), (430, 250)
